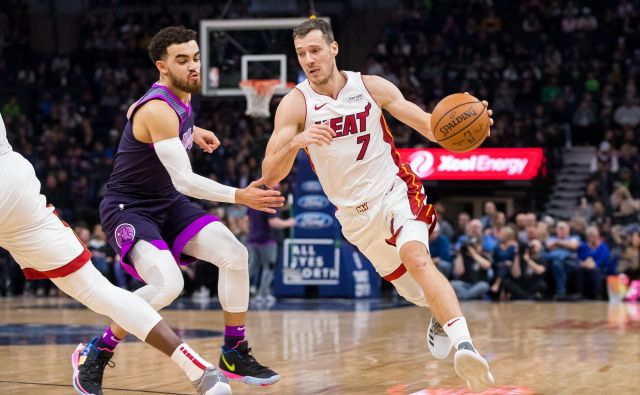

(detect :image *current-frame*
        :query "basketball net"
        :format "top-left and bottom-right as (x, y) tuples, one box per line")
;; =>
(239, 79), (281, 118)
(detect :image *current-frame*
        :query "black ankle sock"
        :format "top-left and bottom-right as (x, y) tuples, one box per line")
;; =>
(224, 336), (244, 350)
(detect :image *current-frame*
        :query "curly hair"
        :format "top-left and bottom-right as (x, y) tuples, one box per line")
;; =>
(148, 26), (197, 63)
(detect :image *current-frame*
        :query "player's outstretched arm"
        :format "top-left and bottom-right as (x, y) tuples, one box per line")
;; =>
(364, 76), (494, 142)
(262, 89), (335, 188)
(362, 75), (437, 142)
(136, 101), (283, 211)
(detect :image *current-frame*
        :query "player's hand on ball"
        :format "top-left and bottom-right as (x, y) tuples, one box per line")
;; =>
(292, 123), (336, 148)
(194, 127), (221, 153)
(464, 92), (493, 137)
(236, 177), (285, 213)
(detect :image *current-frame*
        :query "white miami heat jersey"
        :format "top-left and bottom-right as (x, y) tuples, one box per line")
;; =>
(296, 71), (420, 209)
(0, 112), (12, 157)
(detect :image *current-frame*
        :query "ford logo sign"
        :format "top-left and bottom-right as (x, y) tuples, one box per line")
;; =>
(295, 212), (334, 229)
(301, 180), (323, 193)
(297, 194), (330, 210)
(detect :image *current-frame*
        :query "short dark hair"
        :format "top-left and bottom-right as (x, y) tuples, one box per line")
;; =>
(148, 26), (197, 63)
(292, 18), (334, 44)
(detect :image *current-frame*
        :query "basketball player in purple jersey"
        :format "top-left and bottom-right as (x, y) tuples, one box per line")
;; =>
(1, 115), (230, 394)
(73, 26), (282, 393)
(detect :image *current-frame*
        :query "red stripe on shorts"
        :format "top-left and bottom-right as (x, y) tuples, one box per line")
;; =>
(22, 203), (92, 280)
(22, 246), (92, 280)
(383, 263), (407, 282)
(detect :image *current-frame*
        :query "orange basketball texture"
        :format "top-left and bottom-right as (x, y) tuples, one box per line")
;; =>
(430, 93), (489, 153)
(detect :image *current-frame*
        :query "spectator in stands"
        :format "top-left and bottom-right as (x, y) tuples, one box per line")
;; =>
(490, 226), (518, 295)
(590, 159), (617, 202)
(613, 99), (640, 129)
(480, 201), (497, 230)
(577, 226), (612, 299)
(453, 212), (471, 242)
(434, 202), (454, 241)
(572, 97), (598, 144)
(617, 143), (640, 173)
(428, 223), (453, 279)
(484, 211), (506, 253)
(543, 221), (581, 300)
(502, 239), (547, 300)
(610, 185), (639, 225)
(590, 141), (619, 174)
(570, 215), (588, 240)
(88, 224), (119, 286)
(618, 227), (640, 281)
(452, 236), (491, 300)
(247, 202), (295, 303)
(456, 219), (484, 251)
(616, 167), (640, 197)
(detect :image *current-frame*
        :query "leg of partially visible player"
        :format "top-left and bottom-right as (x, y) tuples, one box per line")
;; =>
(52, 263), (230, 395)
(0, 151), (230, 395)
(182, 222), (280, 386)
(396, 219), (494, 392)
(78, 239), (205, 391)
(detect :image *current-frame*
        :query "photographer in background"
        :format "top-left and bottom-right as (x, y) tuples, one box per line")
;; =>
(502, 240), (548, 300)
(451, 236), (492, 300)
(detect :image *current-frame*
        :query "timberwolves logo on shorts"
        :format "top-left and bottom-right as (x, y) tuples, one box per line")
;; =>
(114, 223), (136, 248)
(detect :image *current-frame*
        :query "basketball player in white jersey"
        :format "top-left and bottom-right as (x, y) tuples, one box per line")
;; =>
(0, 111), (231, 395)
(262, 19), (495, 392)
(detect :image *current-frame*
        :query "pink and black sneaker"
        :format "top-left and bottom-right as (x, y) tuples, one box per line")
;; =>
(71, 337), (114, 395)
(219, 340), (280, 386)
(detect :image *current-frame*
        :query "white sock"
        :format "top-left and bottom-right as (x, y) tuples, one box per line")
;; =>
(442, 316), (473, 349)
(171, 343), (213, 381)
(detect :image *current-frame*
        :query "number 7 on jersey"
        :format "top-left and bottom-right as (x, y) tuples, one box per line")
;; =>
(356, 134), (370, 161)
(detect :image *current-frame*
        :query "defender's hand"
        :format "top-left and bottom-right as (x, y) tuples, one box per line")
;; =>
(235, 178), (285, 213)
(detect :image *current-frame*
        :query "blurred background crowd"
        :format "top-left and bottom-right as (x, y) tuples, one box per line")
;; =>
(0, 0), (638, 302)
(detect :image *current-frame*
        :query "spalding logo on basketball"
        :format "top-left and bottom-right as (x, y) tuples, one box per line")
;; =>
(431, 93), (489, 153)
(115, 223), (136, 248)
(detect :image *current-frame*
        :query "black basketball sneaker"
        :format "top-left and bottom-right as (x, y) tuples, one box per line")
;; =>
(71, 337), (114, 395)
(218, 340), (280, 386)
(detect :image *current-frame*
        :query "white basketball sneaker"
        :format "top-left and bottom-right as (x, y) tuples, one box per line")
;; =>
(192, 366), (232, 395)
(427, 316), (453, 359)
(454, 342), (495, 392)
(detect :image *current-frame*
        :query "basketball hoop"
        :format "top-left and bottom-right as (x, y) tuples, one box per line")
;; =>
(239, 79), (282, 118)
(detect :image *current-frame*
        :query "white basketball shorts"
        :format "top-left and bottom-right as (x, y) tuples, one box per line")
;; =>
(0, 152), (91, 279)
(335, 175), (436, 282)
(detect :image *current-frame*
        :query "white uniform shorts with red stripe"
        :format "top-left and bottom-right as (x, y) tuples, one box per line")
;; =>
(335, 176), (436, 305)
(0, 152), (91, 279)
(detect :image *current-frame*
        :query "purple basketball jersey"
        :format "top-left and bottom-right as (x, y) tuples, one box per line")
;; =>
(106, 83), (195, 198)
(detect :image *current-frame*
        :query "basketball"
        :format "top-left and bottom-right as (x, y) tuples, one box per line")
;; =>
(430, 93), (490, 153)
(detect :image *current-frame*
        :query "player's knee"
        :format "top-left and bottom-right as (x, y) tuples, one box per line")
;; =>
(152, 275), (184, 308)
(403, 252), (433, 274)
(221, 240), (249, 271)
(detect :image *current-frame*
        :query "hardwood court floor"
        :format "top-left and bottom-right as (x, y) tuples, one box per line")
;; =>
(1, 298), (639, 395)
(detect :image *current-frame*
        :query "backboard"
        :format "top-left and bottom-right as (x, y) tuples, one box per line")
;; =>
(200, 17), (331, 97)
